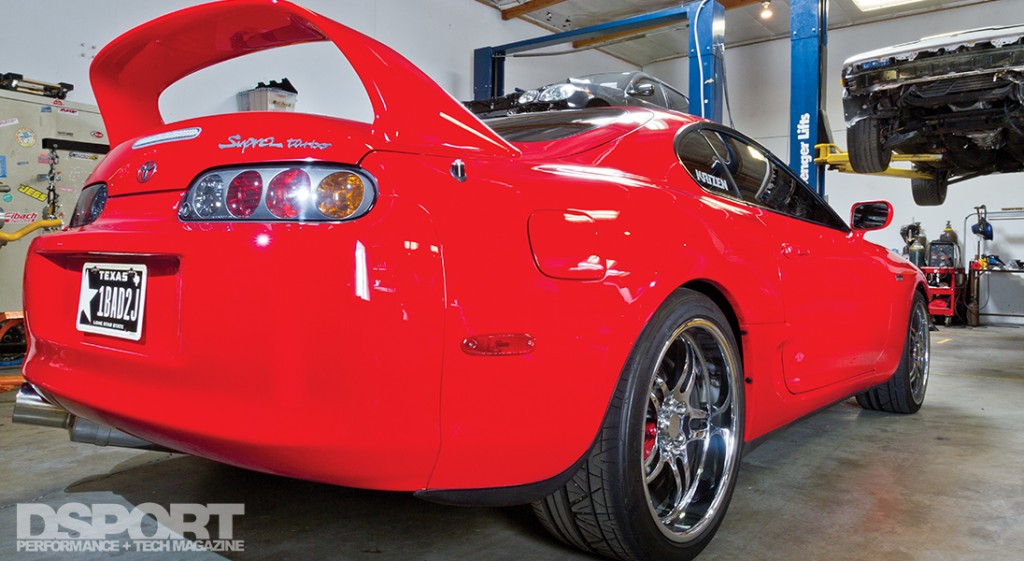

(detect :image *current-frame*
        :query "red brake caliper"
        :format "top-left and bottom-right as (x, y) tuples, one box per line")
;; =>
(644, 422), (658, 459)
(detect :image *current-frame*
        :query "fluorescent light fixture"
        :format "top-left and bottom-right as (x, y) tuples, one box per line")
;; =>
(851, 0), (927, 11)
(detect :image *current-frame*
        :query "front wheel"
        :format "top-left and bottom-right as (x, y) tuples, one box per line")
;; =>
(848, 118), (892, 173)
(533, 289), (744, 561)
(857, 292), (930, 414)
(911, 171), (948, 206)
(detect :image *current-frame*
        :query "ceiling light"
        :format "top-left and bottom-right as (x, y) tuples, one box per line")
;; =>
(760, 0), (773, 19)
(851, 0), (927, 11)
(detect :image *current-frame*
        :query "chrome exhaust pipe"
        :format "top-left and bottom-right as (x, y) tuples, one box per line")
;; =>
(13, 383), (72, 428)
(13, 383), (171, 452)
(69, 417), (170, 451)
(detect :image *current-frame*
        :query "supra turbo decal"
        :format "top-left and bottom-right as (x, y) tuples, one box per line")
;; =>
(219, 134), (332, 153)
(219, 135), (282, 152)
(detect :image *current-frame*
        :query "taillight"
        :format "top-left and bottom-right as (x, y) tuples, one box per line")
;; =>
(69, 183), (108, 228)
(192, 174), (225, 218)
(316, 172), (364, 220)
(179, 165), (375, 222)
(226, 170), (263, 218)
(266, 169), (310, 219)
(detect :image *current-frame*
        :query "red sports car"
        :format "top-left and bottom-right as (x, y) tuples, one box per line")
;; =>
(15, 2), (930, 560)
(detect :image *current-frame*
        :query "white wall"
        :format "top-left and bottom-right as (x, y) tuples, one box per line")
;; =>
(648, 0), (1024, 324)
(3, 0), (634, 122)
(6, 0), (1020, 322)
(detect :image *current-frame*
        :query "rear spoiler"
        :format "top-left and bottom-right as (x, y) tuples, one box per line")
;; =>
(90, 0), (519, 158)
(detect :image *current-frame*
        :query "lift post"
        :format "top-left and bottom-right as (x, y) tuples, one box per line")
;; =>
(789, 0), (828, 196)
(473, 1), (725, 122)
(687, 0), (724, 122)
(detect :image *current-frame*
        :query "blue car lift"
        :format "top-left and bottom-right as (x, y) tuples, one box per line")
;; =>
(789, 0), (829, 196)
(473, 1), (725, 122)
(475, 0), (829, 195)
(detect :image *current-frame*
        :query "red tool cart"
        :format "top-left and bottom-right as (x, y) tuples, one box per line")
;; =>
(921, 266), (963, 326)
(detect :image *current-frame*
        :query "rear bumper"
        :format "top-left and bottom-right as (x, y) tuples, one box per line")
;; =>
(13, 383), (167, 450)
(23, 190), (446, 490)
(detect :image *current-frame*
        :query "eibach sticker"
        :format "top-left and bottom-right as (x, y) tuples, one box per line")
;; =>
(0, 117), (18, 128)
(16, 128), (36, 148)
(1, 210), (38, 223)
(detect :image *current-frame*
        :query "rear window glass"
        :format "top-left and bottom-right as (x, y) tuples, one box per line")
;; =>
(487, 108), (629, 142)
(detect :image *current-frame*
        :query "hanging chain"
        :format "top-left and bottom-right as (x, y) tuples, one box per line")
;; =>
(44, 146), (59, 221)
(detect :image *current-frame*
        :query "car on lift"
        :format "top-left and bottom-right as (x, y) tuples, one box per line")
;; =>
(465, 71), (689, 118)
(842, 24), (1024, 205)
(15, 2), (930, 561)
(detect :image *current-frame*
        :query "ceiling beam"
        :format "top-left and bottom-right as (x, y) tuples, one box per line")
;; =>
(572, 22), (683, 49)
(501, 0), (567, 21)
(718, 0), (765, 8)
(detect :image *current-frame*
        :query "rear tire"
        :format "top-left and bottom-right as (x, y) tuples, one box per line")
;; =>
(848, 118), (892, 173)
(533, 289), (744, 561)
(857, 292), (930, 414)
(911, 172), (948, 206)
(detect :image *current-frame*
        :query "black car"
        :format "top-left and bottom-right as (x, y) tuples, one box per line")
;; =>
(842, 25), (1024, 205)
(465, 71), (689, 118)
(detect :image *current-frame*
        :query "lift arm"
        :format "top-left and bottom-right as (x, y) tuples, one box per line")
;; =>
(814, 144), (941, 180)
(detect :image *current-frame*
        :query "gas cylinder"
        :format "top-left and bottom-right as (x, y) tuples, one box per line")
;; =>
(909, 237), (926, 267)
(940, 221), (958, 245)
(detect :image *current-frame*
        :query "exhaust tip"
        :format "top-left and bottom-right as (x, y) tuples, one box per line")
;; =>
(12, 383), (72, 429)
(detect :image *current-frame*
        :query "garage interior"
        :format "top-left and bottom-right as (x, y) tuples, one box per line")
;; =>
(2, 0), (1023, 560)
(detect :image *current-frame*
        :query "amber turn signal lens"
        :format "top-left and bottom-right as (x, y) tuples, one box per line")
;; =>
(316, 172), (364, 219)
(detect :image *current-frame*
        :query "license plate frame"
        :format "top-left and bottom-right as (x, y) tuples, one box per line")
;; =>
(76, 262), (148, 341)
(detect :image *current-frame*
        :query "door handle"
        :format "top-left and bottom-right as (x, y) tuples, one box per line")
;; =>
(781, 244), (811, 258)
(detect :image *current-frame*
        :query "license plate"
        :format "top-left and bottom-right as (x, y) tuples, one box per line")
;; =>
(76, 263), (147, 341)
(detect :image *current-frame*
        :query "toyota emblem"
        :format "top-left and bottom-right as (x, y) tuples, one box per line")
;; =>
(137, 161), (157, 183)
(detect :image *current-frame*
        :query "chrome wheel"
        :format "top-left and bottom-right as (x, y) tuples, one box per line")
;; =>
(855, 292), (930, 414)
(642, 318), (741, 543)
(908, 300), (930, 404)
(532, 290), (742, 560)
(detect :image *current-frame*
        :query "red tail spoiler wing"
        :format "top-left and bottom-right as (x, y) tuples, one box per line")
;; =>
(91, 0), (519, 158)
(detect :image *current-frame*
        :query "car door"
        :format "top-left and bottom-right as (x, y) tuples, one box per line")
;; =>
(742, 144), (894, 392)
(694, 127), (895, 393)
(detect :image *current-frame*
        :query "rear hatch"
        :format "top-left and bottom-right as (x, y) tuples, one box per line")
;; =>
(95, 113), (374, 197)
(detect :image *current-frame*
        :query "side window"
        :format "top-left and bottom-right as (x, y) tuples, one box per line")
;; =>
(676, 129), (737, 195)
(676, 125), (849, 232)
(760, 162), (847, 229)
(707, 132), (769, 203)
(662, 85), (689, 112)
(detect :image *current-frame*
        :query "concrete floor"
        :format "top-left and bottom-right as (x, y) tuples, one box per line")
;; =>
(1, 325), (1022, 561)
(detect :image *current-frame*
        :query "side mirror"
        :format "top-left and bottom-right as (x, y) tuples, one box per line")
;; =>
(628, 83), (656, 97)
(850, 200), (893, 232)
